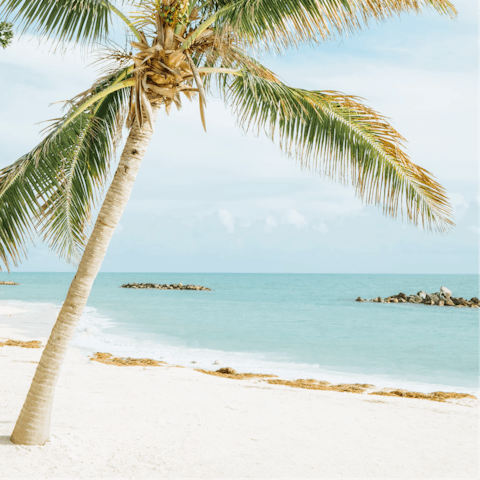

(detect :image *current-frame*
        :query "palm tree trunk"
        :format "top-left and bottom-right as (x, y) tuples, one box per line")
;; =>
(10, 106), (160, 445)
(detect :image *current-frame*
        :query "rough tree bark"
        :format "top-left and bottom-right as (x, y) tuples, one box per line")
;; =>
(10, 106), (160, 445)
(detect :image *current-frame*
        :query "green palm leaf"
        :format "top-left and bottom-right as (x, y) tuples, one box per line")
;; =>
(221, 70), (453, 231)
(200, 0), (457, 51)
(0, 0), (112, 44)
(0, 68), (131, 271)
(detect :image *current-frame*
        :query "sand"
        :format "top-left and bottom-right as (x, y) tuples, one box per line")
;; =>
(0, 306), (27, 315)
(0, 313), (478, 478)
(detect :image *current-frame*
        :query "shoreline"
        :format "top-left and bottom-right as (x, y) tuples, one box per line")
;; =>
(89, 351), (477, 405)
(1, 332), (477, 407)
(1, 321), (477, 477)
(0, 302), (478, 398)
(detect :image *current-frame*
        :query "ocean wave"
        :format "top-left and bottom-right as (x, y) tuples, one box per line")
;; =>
(2, 299), (478, 396)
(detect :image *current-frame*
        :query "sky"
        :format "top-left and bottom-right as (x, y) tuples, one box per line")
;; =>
(0, 1), (478, 274)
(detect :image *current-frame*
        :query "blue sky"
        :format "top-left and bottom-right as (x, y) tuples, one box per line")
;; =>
(0, 1), (477, 274)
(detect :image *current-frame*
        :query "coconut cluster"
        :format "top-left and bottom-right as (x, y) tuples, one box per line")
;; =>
(159, 0), (189, 28)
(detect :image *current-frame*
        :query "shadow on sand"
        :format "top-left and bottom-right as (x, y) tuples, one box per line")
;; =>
(0, 435), (13, 446)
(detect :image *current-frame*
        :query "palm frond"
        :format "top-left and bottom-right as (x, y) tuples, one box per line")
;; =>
(0, 0), (112, 45)
(221, 70), (453, 231)
(203, 0), (457, 52)
(0, 68), (131, 270)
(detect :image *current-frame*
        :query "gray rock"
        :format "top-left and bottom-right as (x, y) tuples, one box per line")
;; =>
(355, 297), (364, 302)
(417, 291), (427, 300)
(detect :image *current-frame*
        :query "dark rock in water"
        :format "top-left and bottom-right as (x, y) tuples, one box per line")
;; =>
(120, 283), (211, 291)
(408, 296), (421, 304)
(360, 286), (477, 308)
(0, 281), (19, 285)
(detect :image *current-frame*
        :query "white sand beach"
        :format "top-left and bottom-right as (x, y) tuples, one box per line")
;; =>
(0, 308), (478, 478)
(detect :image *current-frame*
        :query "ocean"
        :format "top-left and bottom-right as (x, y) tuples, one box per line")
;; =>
(1, 273), (478, 394)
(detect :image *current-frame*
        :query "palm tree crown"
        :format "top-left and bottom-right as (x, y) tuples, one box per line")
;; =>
(0, 0), (456, 271)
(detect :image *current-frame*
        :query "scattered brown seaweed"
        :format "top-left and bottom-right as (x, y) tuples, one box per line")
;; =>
(195, 368), (476, 404)
(90, 352), (166, 367)
(88, 356), (478, 404)
(267, 379), (373, 394)
(369, 389), (476, 402)
(0, 339), (42, 348)
(195, 368), (278, 380)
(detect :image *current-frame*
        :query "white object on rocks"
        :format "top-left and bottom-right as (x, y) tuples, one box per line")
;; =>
(417, 291), (427, 300)
(440, 286), (452, 298)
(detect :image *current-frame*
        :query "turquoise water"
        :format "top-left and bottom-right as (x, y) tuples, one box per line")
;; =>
(1, 273), (478, 393)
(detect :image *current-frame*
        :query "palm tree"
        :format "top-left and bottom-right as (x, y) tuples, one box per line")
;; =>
(1, 0), (455, 445)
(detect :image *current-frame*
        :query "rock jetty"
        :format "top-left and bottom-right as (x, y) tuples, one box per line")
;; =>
(0, 281), (19, 285)
(120, 282), (211, 291)
(356, 286), (479, 308)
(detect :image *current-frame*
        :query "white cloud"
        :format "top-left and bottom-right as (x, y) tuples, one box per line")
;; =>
(285, 209), (308, 229)
(264, 216), (278, 233)
(467, 225), (480, 236)
(313, 222), (329, 234)
(217, 209), (235, 233)
(449, 193), (469, 211)
(449, 193), (470, 222)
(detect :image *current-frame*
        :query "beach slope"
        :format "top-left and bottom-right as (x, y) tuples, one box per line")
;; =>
(0, 327), (477, 479)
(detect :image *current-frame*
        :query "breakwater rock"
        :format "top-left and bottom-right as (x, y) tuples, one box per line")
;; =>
(356, 286), (479, 308)
(0, 281), (19, 285)
(120, 282), (211, 291)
